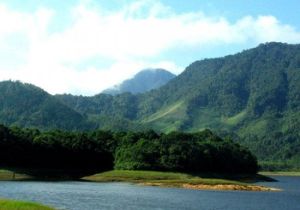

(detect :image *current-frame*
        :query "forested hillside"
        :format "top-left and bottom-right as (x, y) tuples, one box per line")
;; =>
(136, 42), (300, 169)
(0, 81), (89, 130)
(1, 42), (300, 169)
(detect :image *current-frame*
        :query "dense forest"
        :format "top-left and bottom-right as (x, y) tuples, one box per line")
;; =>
(0, 81), (89, 130)
(0, 42), (300, 170)
(0, 124), (258, 177)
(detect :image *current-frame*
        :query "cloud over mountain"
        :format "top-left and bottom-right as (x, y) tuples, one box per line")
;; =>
(0, 0), (300, 95)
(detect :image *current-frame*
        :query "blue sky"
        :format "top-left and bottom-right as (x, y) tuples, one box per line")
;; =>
(0, 0), (299, 95)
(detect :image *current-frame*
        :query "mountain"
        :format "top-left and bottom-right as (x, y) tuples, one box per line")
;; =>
(1, 42), (300, 169)
(138, 42), (300, 132)
(134, 42), (300, 168)
(0, 81), (89, 130)
(102, 68), (176, 95)
(57, 42), (300, 169)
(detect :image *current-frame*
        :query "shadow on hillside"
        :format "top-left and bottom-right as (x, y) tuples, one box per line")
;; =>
(2, 167), (112, 181)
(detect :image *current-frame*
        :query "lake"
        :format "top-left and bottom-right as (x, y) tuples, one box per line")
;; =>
(0, 176), (299, 210)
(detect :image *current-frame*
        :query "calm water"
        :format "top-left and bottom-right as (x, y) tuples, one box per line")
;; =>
(0, 176), (299, 210)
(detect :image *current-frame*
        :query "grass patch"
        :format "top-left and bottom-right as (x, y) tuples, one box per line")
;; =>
(0, 170), (31, 181)
(141, 101), (188, 132)
(142, 101), (185, 123)
(223, 110), (247, 126)
(82, 170), (277, 191)
(84, 170), (192, 181)
(0, 199), (54, 210)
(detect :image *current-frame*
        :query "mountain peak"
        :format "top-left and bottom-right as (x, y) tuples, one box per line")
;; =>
(102, 68), (176, 95)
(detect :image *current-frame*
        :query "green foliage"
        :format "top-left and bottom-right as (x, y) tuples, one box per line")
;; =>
(0, 81), (88, 130)
(0, 125), (257, 176)
(0, 125), (114, 177)
(114, 129), (258, 174)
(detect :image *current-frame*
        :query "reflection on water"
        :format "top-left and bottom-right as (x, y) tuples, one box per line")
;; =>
(0, 176), (299, 210)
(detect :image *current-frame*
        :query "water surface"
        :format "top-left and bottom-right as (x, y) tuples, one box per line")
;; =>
(0, 176), (299, 210)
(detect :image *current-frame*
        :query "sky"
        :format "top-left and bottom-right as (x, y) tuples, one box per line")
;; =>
(0, 0), (300, 95)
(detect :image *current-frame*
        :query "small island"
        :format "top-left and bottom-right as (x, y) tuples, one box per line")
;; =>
(0, 125), (280, 192)
(83, 170), (279, 191)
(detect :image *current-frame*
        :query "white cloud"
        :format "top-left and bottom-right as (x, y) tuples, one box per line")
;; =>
(0, 0), (300, 95)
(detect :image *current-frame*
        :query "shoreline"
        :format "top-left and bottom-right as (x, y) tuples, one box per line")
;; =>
(0, 169), (284, 192)
(259, 171), (300, 177)
(140, 182), (280, 191)
(82, 170), (281, 192)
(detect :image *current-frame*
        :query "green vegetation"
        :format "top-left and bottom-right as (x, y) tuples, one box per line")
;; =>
(0, 124), (114, 178)
(0, 170), (31, 180)
(0, 81), (88, 130)
(141, 101), (188, 133)
(1, 42), (300, 170)
(0, 125), (257, 177)
(0, 199), (54, 210)
(223, 110), (247, 126)
(114, 130), (257, 174)
(84, 170), (245, 185)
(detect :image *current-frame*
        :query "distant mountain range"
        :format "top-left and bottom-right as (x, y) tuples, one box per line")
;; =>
(102, 68), (176, 95)
(0, 42), (299, 168)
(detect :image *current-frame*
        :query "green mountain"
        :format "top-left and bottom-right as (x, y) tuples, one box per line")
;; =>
(0, 81), (88, 130)
(138, 42), (299, 167)
(57, 42), (300, 168)
(102, 68), (176, 95)
(138, 42), (300, 134)
(1, 42), (300, 168)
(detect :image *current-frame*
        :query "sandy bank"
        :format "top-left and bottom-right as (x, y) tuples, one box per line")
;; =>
(141, 182), (280, 191)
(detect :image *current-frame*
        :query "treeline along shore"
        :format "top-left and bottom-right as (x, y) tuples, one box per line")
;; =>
(0, 124), (258, 178)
